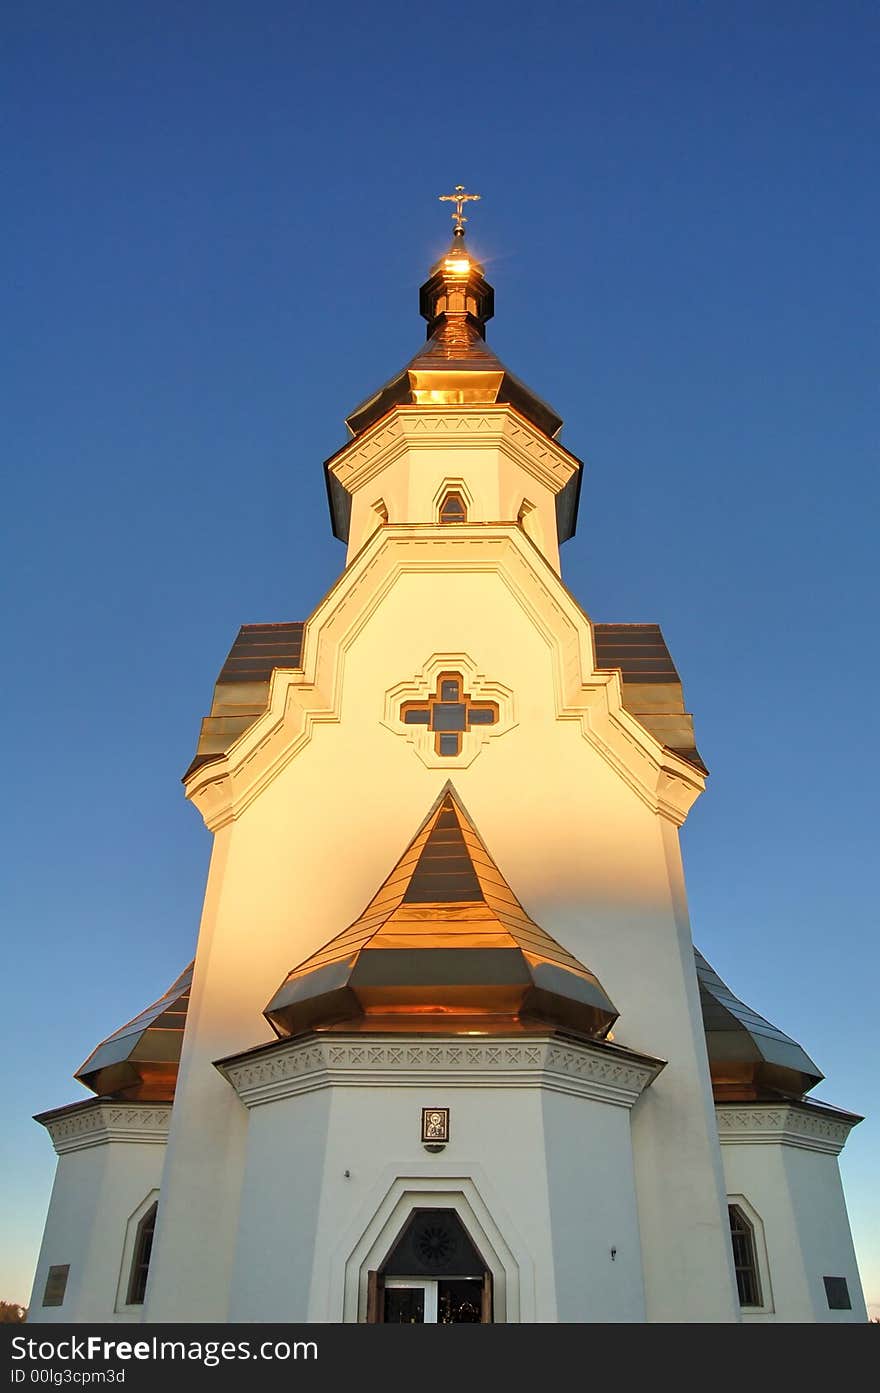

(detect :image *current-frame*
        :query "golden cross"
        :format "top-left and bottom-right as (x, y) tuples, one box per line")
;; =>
(439, 184), (481, 232)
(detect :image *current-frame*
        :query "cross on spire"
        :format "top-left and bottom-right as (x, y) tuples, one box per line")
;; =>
(401, 672), (498, 757)
(439, 185), (481, 234)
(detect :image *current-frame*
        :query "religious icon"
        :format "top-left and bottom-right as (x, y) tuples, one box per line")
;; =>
(421, 1107), (450, 1144)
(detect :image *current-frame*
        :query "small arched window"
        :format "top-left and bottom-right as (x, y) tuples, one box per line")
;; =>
(439, 492), (467, 524)
(127, 1201), (158, 1306)
(728, 1204), (761, 1307)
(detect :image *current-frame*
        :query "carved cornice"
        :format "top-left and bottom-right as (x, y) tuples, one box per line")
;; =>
(184, 527), (705, 831)
(217, 1033), (664, 1110)
(37, 1101), (172, 1155)
(327, 406), (580, 500)
(715, 1103), (859, 1156)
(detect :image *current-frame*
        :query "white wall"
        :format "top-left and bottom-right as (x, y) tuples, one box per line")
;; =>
(339, 408), (567, 571)
(149, 526), (735, 1321)
(29, 1143), (164, 1324)
(720, 1142), (867, 1322)
(542, 1090), (646, 1321)
(228, 1081), (646, 1322)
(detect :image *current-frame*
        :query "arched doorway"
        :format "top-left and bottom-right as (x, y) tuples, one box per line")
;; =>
(367, 1208), (492, 1323)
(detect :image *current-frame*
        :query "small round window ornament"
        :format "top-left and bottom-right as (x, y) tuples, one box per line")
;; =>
(414, 1219), (458, 1270)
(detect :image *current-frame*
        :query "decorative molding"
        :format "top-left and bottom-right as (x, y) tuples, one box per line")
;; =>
(431, 474), (475, 518)
(185, 527), (705, 831)
(715, 1104), (857, 1156)
(40, 1102), (172, 1156)
(327, 406), (579, 501)
(340, 1172), (525, 1324)
(382, 652), (516, 768)
(217, 1034), (663, 1111)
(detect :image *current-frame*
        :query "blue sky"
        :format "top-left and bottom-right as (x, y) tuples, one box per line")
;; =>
(2, 1), (877, 1314)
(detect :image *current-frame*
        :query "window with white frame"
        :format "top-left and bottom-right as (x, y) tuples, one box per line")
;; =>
(115, 1190), (160, 1313)
(726, 1196), (774, 1314)
(728, 1203), (761, 1306)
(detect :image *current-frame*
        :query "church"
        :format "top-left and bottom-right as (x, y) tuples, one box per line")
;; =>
(29, 191), (866, 1324)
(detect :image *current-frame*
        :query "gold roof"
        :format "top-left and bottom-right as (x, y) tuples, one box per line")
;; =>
(265, 787), (618, 1039)
(340, 232), (564, 445)
(695, 950), (822, 1100)
(75, 962), (193, 1101)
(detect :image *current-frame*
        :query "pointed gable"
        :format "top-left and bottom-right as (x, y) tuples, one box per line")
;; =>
(264, 788), (617, 1040)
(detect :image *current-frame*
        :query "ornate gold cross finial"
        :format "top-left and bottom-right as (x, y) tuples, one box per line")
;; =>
(439, 184), (481, 233)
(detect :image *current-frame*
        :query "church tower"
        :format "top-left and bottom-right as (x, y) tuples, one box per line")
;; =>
(30, 192), (866, 1324)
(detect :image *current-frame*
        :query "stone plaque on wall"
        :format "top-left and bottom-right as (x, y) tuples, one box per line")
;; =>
(42, 1264), (69, 1308)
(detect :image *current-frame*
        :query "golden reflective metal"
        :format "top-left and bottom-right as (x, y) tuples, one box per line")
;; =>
(695, 950), (822, 1101)
(438, 185), (481, 234)
(265, 789), (618, 1041)
(75, 963), (193, 1101)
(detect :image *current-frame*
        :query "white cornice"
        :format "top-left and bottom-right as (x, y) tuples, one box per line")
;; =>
(39, 1101), (172, 1155)
(217, 1034), (664, 1110)
(184, 527), (705, 831)
(715, 1103), (858, 1156)
(326, 406), (580, 500)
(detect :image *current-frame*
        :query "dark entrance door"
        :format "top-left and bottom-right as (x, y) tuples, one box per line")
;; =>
(367, 1209), (493, 1323)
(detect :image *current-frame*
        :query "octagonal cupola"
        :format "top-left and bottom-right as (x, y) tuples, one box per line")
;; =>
(418, 227), (495, 340)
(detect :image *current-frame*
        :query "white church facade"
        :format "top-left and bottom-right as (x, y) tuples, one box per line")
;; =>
(29, 195), (866, 1324)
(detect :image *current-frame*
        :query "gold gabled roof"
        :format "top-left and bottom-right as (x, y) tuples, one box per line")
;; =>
(593, 623), (706, 774)
(185, 622), (304, 779)
(265, 787), (617, 1039)
(76, 962), (193, 1101)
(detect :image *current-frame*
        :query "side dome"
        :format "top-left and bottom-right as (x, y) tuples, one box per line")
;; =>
(695, 949), (822, 1100)
(75, 963), (193, 1101)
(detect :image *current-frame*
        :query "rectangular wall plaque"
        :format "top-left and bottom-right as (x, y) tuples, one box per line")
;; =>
(42, 1264), (70, 1308)
(421, 1107), (449, 1144)
(823, 1276), (851, 1310)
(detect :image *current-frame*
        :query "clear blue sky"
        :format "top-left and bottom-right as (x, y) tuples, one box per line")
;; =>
(2, 1), (877, 1314)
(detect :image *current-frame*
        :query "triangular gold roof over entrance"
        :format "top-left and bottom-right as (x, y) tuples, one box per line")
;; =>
(265, 788), (617, 1039)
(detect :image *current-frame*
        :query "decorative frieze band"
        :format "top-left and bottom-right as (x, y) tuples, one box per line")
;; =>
(715, 1103), (857, 1156)
(40, 1102), (173, 1156)
(328, 407), (580, 498)
(218, 1034), (663, 1111)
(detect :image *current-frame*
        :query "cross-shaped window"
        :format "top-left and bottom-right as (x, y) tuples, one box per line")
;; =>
(401, 673), (499, 756)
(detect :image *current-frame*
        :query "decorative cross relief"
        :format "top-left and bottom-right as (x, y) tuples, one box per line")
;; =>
(401, 671), (498, 757)
(384, 655), (514, 769)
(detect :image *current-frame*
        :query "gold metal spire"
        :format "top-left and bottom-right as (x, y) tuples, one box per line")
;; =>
(439, 184), (481, 235)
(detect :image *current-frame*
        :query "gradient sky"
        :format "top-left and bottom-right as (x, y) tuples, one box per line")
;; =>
(2, 1), (877, 1315)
